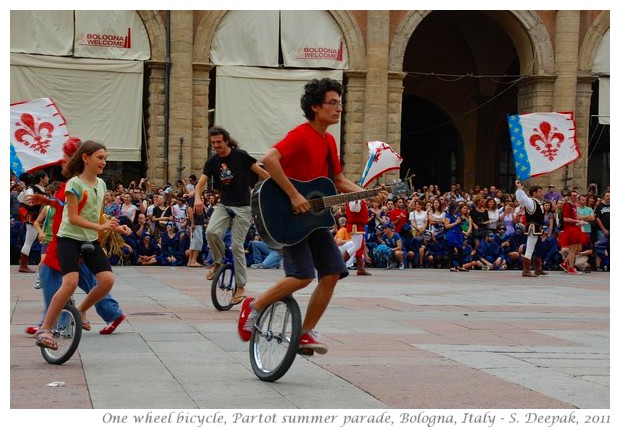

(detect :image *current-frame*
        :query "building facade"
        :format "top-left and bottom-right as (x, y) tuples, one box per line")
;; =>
(11, 10), (610, 193)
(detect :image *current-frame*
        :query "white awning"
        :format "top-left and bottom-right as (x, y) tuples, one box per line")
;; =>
(210, 10), (279, 67)
(210, 10), (348, 69)
(10, 10), (150, 60)
(11, 53), (144, 161)
(280, 10), (348, 69)
(215, 66), (343, 158)
(593, 30), (610, 125)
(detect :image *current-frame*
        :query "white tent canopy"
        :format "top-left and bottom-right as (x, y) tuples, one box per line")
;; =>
(215, 67), (343, 157)
(10, 10), (148, 161)
(11, 53), (144, 161)
(592, 30), (610, 125)
(211, 11), (348, 158)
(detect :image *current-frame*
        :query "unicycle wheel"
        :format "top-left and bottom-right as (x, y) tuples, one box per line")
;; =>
(249, 296), (301, 382)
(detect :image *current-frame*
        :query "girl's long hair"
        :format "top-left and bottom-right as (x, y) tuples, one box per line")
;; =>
(62, 140), (106, 178)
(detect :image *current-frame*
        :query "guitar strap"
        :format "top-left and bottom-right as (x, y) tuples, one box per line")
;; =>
(326, 144), (334, 181)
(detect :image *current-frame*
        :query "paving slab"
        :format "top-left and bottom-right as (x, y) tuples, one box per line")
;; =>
(9, 265), (610, 417)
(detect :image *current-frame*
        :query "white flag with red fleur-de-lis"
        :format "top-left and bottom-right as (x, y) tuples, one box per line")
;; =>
(10, 97), (70, 177)
(507, 112), (581, 181)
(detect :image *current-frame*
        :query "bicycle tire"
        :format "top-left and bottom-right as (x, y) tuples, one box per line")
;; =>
(249, 295), (301, 382)
(40, 301), (82, 365)
(210, 264), (236, 311)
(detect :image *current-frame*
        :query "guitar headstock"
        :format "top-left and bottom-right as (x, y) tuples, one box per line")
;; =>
(385, 180), (409, 195)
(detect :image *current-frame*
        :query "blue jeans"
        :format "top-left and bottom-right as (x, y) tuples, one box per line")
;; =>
(38, 263), (123, 325)
(251, 240), (282, 268)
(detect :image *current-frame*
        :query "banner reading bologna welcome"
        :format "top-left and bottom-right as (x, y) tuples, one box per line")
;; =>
(507, 112), (581, 181)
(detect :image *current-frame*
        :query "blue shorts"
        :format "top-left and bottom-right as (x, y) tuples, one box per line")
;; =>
(282, 228), (348, 280)
(56, 236), (112, 276)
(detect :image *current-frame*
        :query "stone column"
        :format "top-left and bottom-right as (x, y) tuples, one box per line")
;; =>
(386, 71), (406, 182)
(362, 10), (390, 183)
(342, 70), (366, 179)
(573, 76), (595, 189)
(192, 63), (213, 175)
(145, 61), (166, 182)
(552, 10), (581, 193)
(168, 10), (194, 183)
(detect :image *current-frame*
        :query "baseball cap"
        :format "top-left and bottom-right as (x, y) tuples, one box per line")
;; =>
(384, 222), (394, 229)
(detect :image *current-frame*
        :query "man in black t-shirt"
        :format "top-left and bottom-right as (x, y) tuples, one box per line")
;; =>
(193, 126), (269, 304)
(594, 191), (610, 241)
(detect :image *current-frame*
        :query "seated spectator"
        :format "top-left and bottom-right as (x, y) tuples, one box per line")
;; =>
(250, 238), (283, 269)
(158, 222), (186, 266)
(419, 230), (449, 269)
(478, 231), (507, 270)
(377, 222), (405, 269)
(506, 223), (527, 269)
(400, 223), (418, 268)
(495, 225), (513, 266)
(537, 226), (562, 271)
(462, 239), (483, 270)
(594, 235), (610, 272)
(334, 217), (356, 268)
(136, 229), (160, 265)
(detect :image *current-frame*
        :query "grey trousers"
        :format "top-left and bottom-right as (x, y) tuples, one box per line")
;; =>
(206, 204), (252, 287)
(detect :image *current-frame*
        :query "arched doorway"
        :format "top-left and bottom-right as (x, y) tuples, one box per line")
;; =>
(400, 11), (521, 192)
(400, 95), (460, 190)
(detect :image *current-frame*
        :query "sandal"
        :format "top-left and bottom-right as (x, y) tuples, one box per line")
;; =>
(206, 263), (221, 280)
(457, 267), (469, 272)
(99, 313), (126, 335)
(80, 312), (91, 331)
(231, 294), (247, 306)
(35, 330), (58, 350)
(231, 286), (246, 306)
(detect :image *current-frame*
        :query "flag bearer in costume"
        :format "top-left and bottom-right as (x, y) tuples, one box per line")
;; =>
(344, 199), (372, 275)
(514, 180), (548, 277)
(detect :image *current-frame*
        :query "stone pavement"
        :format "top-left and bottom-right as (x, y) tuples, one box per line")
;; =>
(10, 265), (609, 410)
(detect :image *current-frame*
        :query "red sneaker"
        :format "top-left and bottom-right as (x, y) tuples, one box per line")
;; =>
(237, 297), (257, 342)
(560, 261), (569, 273)
(299, 330), (328, 355)
(567, 267), (583, 275)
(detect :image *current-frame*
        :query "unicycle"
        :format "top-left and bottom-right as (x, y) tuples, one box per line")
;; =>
(40, 297), (82, 365)
(249, 295), (302, 382)
(210, 247), (236, 311)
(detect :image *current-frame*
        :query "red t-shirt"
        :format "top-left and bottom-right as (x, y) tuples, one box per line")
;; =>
(42, 182), (67, 271)
(389, 208), (408, 233)
(274, 123), (342, 181)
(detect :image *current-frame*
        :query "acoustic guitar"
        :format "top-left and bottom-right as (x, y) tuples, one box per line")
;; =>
(252, 177), (408, 248)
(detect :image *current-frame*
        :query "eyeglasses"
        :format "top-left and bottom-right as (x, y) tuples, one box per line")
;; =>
(322, 100), (342, 108)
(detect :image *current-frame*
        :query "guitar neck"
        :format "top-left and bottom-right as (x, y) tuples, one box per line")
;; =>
(322, 187), (385, 208)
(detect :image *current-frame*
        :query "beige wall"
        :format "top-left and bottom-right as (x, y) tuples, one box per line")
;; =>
(142, 10), (608, 191)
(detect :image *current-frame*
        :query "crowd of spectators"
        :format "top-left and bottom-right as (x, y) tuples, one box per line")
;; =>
(333, 182), (610, 274)
(10, 174), (610, 275)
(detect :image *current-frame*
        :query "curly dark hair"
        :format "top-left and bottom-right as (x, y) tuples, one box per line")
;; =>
(300, 78), (343, 120)
(208, 126), (239, 149)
